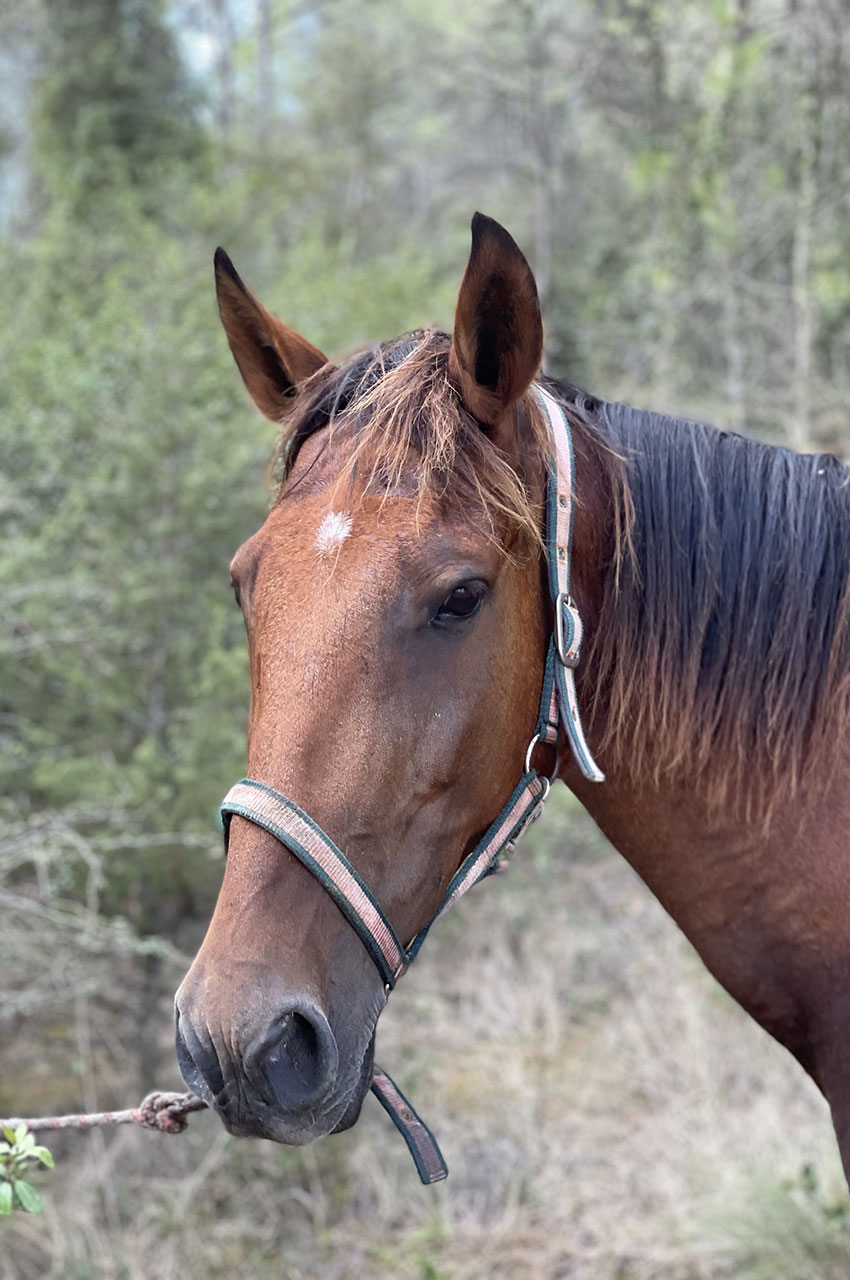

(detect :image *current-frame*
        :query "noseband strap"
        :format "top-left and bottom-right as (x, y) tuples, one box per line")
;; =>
(219, 384), (603, 1185)
(221, 779), (407, 988)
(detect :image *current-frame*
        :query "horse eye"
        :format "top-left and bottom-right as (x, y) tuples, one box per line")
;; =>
(231, 580), (242, 609)
(435, 583), (485, 622)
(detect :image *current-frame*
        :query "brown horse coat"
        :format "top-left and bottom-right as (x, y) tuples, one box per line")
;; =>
(176, 215), (850, 1182)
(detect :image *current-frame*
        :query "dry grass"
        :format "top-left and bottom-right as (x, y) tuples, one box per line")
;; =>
(3, 790), (849, 1279)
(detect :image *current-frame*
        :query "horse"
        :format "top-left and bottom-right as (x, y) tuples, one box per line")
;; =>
(175, 212), (850, 1187)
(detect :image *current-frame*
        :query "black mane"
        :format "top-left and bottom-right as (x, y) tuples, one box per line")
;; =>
(588, 392), (850, 812)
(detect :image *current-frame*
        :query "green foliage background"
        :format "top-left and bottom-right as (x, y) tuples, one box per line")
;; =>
(3, 0), (850, 1274)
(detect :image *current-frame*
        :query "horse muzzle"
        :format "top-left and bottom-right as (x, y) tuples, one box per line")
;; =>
(173, 983), (373, 1144)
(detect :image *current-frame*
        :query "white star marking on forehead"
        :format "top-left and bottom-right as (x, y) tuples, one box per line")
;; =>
(315, 510), (353, 557)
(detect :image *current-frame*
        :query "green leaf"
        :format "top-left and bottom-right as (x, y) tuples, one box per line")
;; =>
(0, 1182), (13, 1216)
(14, 1124), (28, 1146)
(13, 1181), (43, 1214)
(1, 1126), (17, 1144)
(33, 1146), (55, 1168)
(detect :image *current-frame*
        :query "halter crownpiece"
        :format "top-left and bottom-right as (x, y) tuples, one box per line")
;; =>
(219, 384), (603, 1184)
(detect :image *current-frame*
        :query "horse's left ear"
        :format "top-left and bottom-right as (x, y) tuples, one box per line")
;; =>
(449, 213), (543, 448)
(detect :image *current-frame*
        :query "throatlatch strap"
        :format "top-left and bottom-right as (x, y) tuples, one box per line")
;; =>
(405, 769), (548, 964)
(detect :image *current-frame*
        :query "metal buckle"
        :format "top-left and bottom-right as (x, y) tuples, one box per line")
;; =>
(555, 591), (583, 668)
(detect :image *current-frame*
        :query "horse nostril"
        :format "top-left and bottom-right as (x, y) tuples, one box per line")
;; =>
(277, 1012), (318, 1074)
(250, 1003), (339, 1113)
(174, 1009), (225, 1106)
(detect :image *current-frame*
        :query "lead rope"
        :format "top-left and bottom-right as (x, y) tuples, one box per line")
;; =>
(218, 384), (603, 1184)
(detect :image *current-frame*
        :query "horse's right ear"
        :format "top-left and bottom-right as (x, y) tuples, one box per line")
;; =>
(449, 214), (543, 443)
(214, 249), (328, 422)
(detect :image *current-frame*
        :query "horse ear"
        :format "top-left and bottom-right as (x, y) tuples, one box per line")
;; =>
(214, 248), (328, 422)
(449, 213), (543, 444)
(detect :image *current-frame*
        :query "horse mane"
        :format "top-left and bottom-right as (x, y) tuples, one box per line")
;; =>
(588, 396), (850, 818)
(273, 329), (550, 552)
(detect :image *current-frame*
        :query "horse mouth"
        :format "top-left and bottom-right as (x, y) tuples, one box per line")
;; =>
(330, 1033), (376, 1133)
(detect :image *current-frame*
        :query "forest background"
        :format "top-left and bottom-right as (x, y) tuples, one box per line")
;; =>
(4, 0), (850, 1276)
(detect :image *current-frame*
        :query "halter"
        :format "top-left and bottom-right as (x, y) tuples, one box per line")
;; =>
(220, 385), (604, 1183)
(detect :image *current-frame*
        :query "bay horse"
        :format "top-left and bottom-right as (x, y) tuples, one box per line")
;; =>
(176, 213), (850, 1186)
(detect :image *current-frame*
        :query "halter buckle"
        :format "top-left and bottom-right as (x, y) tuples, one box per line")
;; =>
(555, 592), (583, 668)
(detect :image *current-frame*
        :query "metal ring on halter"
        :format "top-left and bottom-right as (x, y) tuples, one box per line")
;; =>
(524, 733), (560, 781)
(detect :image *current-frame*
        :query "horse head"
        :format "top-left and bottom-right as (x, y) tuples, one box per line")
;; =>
(174, 216), (570, 1146)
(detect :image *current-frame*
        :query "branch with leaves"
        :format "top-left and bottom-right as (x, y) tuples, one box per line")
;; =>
(0, 1124), (54, 1216)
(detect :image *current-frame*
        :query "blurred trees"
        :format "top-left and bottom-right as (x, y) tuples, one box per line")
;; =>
(0, 0), (261, 1098)
(3, 0), (850, 1106)
(35, 0), (209, 213)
